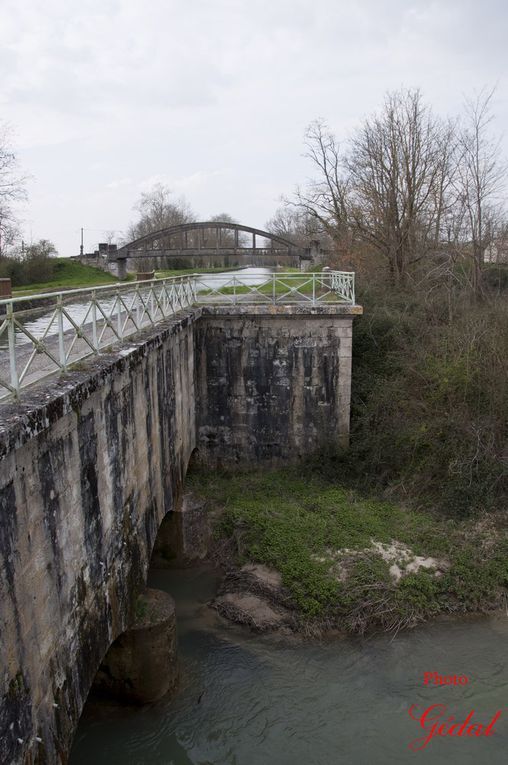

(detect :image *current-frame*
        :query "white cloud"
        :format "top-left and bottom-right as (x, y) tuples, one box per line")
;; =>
(0, 0), (506, 254)
(105, 177), (133, 190)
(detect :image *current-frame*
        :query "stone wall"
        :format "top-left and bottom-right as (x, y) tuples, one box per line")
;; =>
(195, 305), (360, 465)
(0, 310), (198, 765)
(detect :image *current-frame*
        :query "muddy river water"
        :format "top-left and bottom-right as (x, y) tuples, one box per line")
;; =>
(69, 565), (508, 765)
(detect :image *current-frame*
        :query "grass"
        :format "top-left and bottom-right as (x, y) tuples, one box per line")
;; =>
(12, 258), (133, 296)
(13, 262), (261, 295)
(187, 465), (508, 633)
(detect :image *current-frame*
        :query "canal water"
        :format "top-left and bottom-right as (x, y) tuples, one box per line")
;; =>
(70, 565), (508, 765)
(2, 267), (272, 348)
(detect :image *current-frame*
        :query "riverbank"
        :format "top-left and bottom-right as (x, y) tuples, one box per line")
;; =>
(11, 258), (129, 295)
(186, 465), (508, 636)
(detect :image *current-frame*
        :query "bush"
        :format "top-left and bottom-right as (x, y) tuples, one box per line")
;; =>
(343, 283), (508, 516)
(483, 264), (508, 293)
(0, 239), (56, 286)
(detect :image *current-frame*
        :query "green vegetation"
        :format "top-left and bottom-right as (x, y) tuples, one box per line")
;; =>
(186, 268), (507, 636)
(134, 594), (148, 622)
(9, 258), (130, 295)
(342, 284), (508, 517)
(188, 465), (508, 633)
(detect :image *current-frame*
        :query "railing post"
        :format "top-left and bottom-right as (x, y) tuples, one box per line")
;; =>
(7, 302), (19, 398)
(117, 290), (123, 339)
(272, 273), (276, 303)
(136, 285), (141, 325)
(312, 273), (316, 304)
(57, 295), (67, 371)
(91, 291), (98, 352)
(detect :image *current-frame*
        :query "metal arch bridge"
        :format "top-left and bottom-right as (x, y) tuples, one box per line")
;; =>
(109, 221), (312, 265)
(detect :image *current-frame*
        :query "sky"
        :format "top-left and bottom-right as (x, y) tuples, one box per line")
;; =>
(1, 0), (507, 256)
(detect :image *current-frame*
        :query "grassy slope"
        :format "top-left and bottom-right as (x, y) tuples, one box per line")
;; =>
(187, 465), (508, 632)
(12, 258), (129, 295)
(13, 262), (255, 294)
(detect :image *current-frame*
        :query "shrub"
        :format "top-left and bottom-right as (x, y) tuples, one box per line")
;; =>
(344, 283), (508, 516)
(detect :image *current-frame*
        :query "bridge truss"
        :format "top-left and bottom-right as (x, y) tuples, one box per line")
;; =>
(112, 221), (311, 263)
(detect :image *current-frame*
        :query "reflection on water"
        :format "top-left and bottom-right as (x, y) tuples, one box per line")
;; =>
(193, 267), (271, 290)
(70, 566), (508, 765)
(2, 268), (272, 349)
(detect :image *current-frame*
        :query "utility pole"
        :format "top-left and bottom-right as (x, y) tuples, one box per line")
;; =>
(80, 227), (84, 257)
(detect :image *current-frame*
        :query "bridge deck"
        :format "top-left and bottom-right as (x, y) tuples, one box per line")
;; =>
(115, 248), (309, 259)
(0, 271), (356, 401)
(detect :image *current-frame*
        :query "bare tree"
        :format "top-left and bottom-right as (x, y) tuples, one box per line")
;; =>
(291, 120), (351, 252)
(266, 205), (322, 248)
(103, 230), (117, 246)
(126, 183), (196, 269)
(347, 89), (456, 284)
(455, 88), (506, 295)
(0, 123), (27, 256)
(207, 213), (239, 247)
(127, 183), (195, 241)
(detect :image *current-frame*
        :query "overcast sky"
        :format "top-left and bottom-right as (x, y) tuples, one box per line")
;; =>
(1, 0), (507, 256)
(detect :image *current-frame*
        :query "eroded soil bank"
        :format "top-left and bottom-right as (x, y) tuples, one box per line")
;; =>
(185, 465), (508, 637)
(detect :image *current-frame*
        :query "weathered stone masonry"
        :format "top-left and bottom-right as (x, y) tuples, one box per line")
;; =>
(196, 306), (358, 464)
(0, 303), (360, 764)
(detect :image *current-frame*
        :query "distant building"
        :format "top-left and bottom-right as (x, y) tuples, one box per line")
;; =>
(484, 237), (508, 264)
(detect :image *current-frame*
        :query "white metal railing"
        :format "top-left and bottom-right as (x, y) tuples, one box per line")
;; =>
(192, 270), (355, 305)
(0, 270), (354, 399)
(330, 270), (355, 304)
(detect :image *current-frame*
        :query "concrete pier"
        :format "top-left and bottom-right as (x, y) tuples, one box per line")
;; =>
(93, 588), (178, 704)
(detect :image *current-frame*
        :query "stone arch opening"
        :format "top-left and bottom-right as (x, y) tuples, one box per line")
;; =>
(70, 500), (194, 751)
(150, 489), (211, 570)
(89, 588), (178, 705)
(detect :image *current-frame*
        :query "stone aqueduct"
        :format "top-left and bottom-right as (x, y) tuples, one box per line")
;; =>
(0, 226), (360, 764)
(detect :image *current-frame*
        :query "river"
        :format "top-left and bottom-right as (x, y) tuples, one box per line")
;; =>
(69, 565), (508, 765)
